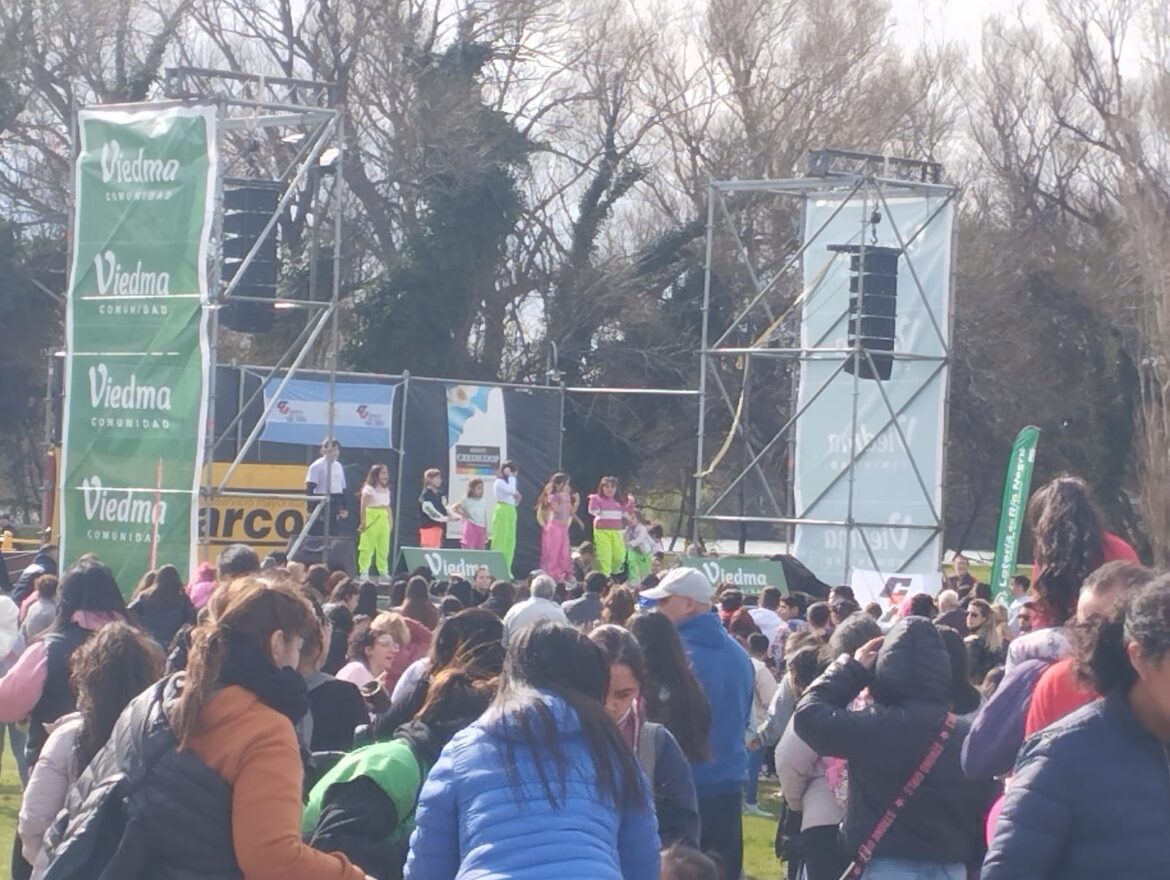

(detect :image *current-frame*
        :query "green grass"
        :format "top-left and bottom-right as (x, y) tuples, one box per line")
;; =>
(744, 779), (784, 879)
(0, 734), (21, 880)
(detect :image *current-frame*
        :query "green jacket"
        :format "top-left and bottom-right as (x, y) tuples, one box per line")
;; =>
(303, 737), (425, 842)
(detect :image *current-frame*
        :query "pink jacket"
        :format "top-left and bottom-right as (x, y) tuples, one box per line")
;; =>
(0, 612), (120, 724)
(186, 562), (217, 610)
(587, 494), (635, 531)
(379, 617), (433, 696)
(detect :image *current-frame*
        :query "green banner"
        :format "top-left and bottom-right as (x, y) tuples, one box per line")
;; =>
(399, 547), (511, 581)
(990, 426), (1041, 602)
(676, 556), (788, 596)
(60, 106), (216, 591)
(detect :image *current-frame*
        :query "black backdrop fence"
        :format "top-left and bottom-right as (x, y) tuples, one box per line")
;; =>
(207, 366), (563, 577)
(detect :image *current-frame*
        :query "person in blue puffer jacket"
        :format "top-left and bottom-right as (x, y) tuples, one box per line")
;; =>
(982, 574), (1170, 880)
(404, 621), (660, 880)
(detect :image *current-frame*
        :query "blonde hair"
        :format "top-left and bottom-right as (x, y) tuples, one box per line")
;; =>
(370, 610), (411, 647)
(423, 468), (441, 487)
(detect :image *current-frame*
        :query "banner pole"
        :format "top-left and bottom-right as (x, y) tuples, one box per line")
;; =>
(150, 458), (163, 570)
(392, 372), (410, 577)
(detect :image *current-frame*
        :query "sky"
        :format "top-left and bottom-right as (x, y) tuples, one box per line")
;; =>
(888, 0), (1030, 50)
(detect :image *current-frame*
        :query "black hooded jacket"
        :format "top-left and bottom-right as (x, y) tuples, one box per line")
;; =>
(307, 718), (462, 880)
(794, 617), (994, 866)
(41, 678), (240, 880)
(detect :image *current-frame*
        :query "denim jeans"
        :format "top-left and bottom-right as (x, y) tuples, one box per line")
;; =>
(1, 722), (28, 788)
(744, 743), (766, 804)
(862, 857), (965, 879)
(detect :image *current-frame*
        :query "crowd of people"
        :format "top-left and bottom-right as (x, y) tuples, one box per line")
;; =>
(0, 472), (1166, 879)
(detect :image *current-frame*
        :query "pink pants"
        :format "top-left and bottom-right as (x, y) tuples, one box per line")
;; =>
(461, 520), (487, 550)
(541, 521), (571, 581)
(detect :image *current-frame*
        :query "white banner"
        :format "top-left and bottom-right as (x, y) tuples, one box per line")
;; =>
(849, 568), (945, 605)
(793, 193), (954, 583)
(446, 384), (508, 538)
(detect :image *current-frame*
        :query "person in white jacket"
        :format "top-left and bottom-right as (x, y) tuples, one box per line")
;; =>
(775, 611), (882, 880)
(775, 643), (850, 880)
(18, 622), (164, 878)
(744, 633), (779, 817)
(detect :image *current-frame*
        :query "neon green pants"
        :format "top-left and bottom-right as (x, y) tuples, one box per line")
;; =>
(491, 502), (517, 574)
(594, 529), (626, 576)
(626, 548), (651, 584)
(358, 507), (391, 577)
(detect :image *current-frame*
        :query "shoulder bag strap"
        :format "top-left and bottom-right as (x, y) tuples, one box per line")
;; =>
(838, 712), (957, 880)
(636, 721), (659, 784)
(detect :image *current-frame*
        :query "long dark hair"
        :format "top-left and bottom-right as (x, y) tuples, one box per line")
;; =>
(53, 563), (129, 633)
(489, 622), (646, 810)
(139, 564), (186, 608)
(430, 608), (505, 676)
(627, 612), (711, 762)
(1028, 474), (1106, 591)
(355, 580), (380, 616)
(588, 624), (646, 684)
(416, 666), (498, 729)
(1088, 574), (1170, 695)
(401, 575), (440, 630)
(71, 621), (165, 767)
(130, 569), (157, 600)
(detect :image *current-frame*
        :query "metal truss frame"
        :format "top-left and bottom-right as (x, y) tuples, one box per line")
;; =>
(692, 159), (958, 578)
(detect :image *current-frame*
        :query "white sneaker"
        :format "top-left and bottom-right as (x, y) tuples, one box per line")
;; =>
(742, 802), (772, 818)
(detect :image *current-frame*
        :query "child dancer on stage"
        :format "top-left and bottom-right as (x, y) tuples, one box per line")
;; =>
(418, 468), (455, 548)
(490, 460), (520, 572)
(623, 514), (656, 585)
(536, 473), (579, 582)
(451, 478), (488, 550)
(357, 463), (393, 576)
(587, 476), (635, 576)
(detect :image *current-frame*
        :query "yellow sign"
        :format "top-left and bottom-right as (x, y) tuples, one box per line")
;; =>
(199, 463), (309, 561)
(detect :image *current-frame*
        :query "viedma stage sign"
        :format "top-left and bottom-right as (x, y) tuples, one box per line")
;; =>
(399, 547), (511, 581)
(59, 106), (217, 589)
(676, 557), (788, 596)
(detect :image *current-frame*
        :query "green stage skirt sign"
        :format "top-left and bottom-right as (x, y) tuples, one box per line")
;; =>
(59, 106), (217, 590)
(399, 547), (512, 581)
(676, 556), (788, 596)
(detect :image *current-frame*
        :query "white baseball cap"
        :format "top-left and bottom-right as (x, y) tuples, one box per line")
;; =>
(640, 567), (714, 604)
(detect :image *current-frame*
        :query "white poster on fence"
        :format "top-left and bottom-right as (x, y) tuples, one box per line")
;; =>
(446, 385), (508, 540)
(792, 192), (954, 583)
(849, 569), (945, 606)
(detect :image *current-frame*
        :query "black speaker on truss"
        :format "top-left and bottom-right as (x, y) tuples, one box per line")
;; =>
(827, 244), (902, 381)
(219, 178), (282, 333)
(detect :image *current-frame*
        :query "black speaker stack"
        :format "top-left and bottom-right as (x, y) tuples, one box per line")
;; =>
(219, 178), (282, 333)
(828, 244), (903, 381)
